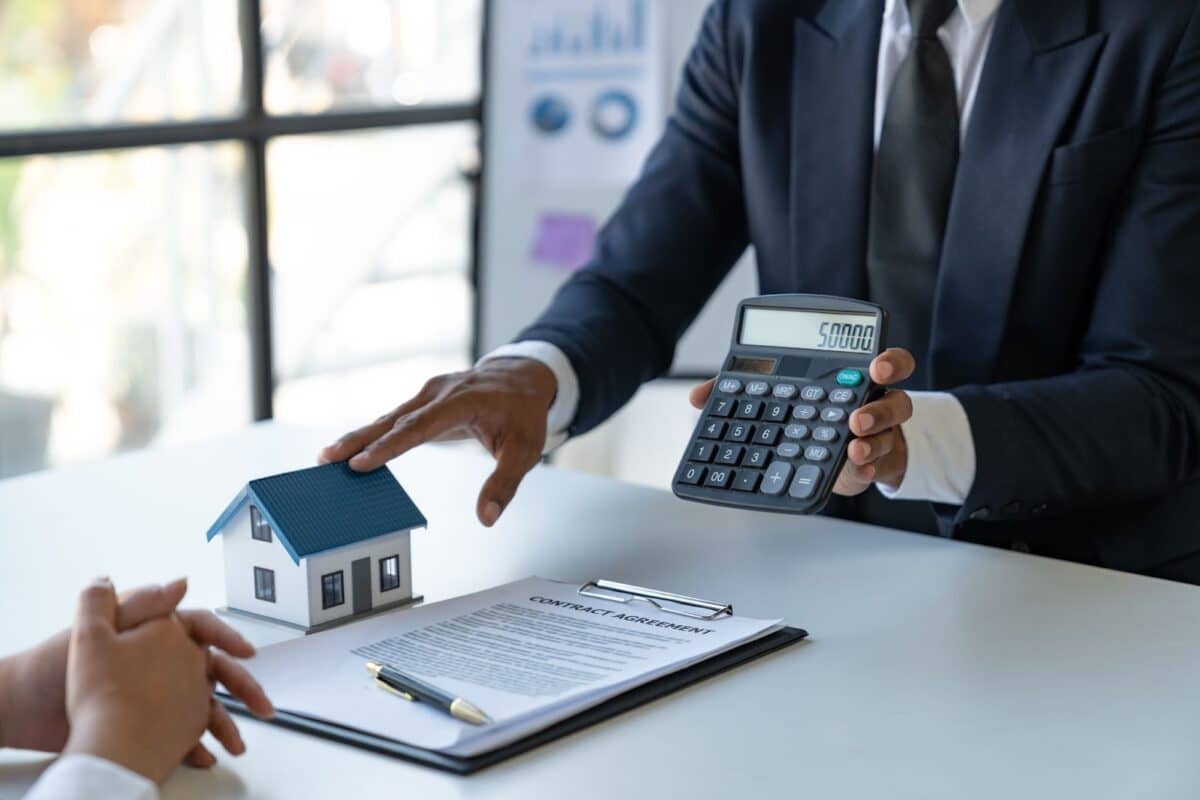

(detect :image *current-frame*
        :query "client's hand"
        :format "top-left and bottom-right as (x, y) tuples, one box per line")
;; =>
(689, 348), (916, 495)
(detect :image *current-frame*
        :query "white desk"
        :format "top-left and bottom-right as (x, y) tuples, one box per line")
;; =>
(3, 423), (1200, 798)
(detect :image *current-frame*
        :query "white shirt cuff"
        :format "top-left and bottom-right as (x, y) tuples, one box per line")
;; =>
(877, 391), (976, 505)
(24, 754), (158, 800)
(478, 341), (580, 453)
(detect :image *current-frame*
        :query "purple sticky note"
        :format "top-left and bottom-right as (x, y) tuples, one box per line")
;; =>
(530, 212), (598, 272)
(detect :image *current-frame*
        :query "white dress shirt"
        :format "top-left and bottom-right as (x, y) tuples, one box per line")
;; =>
(483, 0), (1003, 507)
(24, 754), (157, 800)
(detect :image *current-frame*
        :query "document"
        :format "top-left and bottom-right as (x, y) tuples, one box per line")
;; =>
(237, 577), (783, 757)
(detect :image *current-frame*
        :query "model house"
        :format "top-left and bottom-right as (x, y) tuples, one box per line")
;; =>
(205, 462), (427, 632)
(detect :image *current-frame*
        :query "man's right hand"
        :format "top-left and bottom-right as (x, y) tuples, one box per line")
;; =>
(319, 358), (558, 527)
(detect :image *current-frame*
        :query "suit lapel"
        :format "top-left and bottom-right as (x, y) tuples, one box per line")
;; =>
(932, 0), (1107, 387)
(790, 0), (883, 300)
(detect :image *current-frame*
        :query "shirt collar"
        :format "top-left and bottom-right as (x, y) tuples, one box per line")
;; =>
(883, 0), (1003, 31)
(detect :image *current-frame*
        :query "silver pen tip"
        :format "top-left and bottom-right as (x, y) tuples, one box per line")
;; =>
(365, 661), (382, 678)
(450, 699), (492, 726)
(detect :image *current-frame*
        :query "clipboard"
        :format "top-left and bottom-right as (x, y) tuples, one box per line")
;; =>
(221, 580), (808, 775)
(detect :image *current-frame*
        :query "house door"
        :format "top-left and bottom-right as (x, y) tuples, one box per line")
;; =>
(351, 558), (372, 615)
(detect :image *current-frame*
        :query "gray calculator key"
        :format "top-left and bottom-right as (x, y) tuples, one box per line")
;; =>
(784, 424), (810, 440)
(812, 426), (839, 443)
(755, 424), (782, 446)
(690, 441), (717, 462)
(821, 407), (847, 423)
(789, 466), (824, 500)
(709, 396), (735, 417)
(704, 468), (733, 489)
(716, 444), (744, 465)
(700, 419), (727, 439)
(830, 388), (857, 404)
(777, 442), (801, 459)
(718, 378), (743, 394)
(735, 399), (764, 420)
(773, 383), (798, 400)
(792, 404), (818, 421)
(679, 464), (707, 485)
(727, 422), (753, 443)
(744, 446), (772, 468)
(746, 381), (771, 397)
(800, 385), (827, 402)
(805, 445), (831, 462)
(733, 471), (761, 492)
(760, 462), (794, 496)
(763, 401), (789, 422)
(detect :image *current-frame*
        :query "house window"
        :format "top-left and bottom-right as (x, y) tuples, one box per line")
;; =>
(380, 555), (401, 592)
(249, 506), (273, 542)
(321, 571), (345, 609)
(253, 567), (275, 603)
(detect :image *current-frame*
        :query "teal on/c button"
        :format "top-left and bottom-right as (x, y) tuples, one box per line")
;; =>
(837, 369), (864, 387)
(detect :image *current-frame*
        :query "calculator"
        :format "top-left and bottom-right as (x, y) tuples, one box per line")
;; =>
(672, 294), (888, 515)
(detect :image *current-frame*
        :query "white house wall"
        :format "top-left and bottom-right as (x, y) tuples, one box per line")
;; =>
(219, 506), (311, 628)
(305, 530), (415, 628)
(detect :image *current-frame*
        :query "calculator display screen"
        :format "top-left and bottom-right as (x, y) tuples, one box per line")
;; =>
(740, 308), (878, 354)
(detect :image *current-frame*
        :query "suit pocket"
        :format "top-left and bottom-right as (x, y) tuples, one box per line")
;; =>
(1049, 123), (1142, 186)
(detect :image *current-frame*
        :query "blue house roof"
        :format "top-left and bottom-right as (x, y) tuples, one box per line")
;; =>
(205, 462), (427, 564)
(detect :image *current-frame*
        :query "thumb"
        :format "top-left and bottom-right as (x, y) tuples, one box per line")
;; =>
(476, 443), (540, 527)
(75, 576), (119, 632)
(689, 378), (716, 410)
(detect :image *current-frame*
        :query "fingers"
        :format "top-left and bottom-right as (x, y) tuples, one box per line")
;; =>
(870, 348), (917, 386)
(177, 610), (256, 660)
(206, 697), (245, 757)
(185, 742), (217, 769)
(209, 651), (274, 719)
(689, 378), (716, 410)
(349, 400), (471, 472)
(319, 390), (435, 464)
(846, 431), (897, 467)
(75, 577), (119, 632)
(850, 390), (914, 437)
(115, 578), (187, 631)
(477, 441), (542, 527)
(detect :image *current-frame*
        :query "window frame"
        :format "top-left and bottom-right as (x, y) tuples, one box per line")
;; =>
(253, 566), (275, 603)
(379, 554), (401, 592)
(249, 505), (273, 542)
(321, 570), (345, 609)
(0, 0), (484, 420)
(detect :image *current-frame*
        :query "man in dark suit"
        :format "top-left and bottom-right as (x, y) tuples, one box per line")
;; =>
(324, 0), (1200, 582)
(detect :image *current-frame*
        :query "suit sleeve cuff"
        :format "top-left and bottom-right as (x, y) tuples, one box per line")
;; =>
(478, 341), (580, 453)
(25, 754), (158, 800)
(877, 391), (976, 505)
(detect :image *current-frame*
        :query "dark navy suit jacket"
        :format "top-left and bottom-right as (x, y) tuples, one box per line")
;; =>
(518, 0), (1200, 578)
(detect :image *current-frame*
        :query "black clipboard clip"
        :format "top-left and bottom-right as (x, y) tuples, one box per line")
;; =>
(578, 579), (734, 622)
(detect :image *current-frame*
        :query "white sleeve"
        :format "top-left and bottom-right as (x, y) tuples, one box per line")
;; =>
(477, 341), (580, 453)
(24, 754), (157, 800)
(877, 391), (976, 505)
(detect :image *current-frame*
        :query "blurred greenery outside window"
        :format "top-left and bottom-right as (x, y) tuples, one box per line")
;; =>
(0, 0), (481, 479)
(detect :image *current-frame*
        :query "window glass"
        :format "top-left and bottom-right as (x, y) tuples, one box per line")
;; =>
(254, 566), (276, 602)
(262, 0), (481, 114)
(0, 1), (242, 131)
(0, 144), (252, 480)
(250, 505), (273, 542)
(268, 125), (474, 429)
(379, 554), (400, 591)
(321, 570), (345, 609)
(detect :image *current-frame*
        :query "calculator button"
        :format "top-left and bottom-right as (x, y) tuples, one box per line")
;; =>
(800, 385), (827, 402)
(820, 407), (847, 423)
(744, 446), (772, 468)
(812, 426), (839, 443)
(745, 381), (771, 397)
(792, 404), (818, 421)
(829, 388), (856, 404)
(784, 424), (810, 440)
(789, 466), (824, 500)
(735, 400), (764, 420)
(727, 423), (753, 443)
(804, 445), (831, 462)
(689, 441), (717, 462)
(773, 383), (798, 399)
(704, 468), (733, 489)
(763, 401), (789, 422)
(679, 464), (707, 485)
(718, 378), (743, 394)
(837, 369), (865, 387)
(777, 442), (802, 459)
(716, 445), (744, 465)
(733, 471), (762, 492)
(755, 424), (782, 446)
(760, 462), (794, 496)
(700, 419), (727, 439)
(709, 396), (735, 417)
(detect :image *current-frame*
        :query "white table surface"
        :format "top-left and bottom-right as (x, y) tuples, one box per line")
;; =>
(2, 422), (1200, 798)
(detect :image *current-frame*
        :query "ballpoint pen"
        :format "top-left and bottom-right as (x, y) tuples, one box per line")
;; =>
(365, 661), (492, 725)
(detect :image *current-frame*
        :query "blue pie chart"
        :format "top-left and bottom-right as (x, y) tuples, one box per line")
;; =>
(591, 90), (639, 141)
(530, 94), (571, 135)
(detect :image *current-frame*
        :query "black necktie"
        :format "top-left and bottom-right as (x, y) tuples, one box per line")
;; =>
(867, 0), (960, 389)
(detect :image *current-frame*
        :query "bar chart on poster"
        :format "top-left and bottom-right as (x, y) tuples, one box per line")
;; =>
(478, 0), (758, 375)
